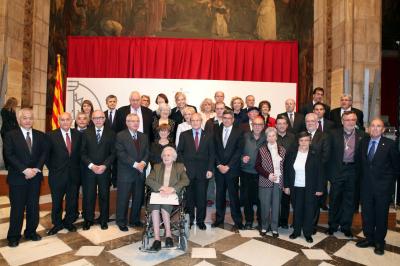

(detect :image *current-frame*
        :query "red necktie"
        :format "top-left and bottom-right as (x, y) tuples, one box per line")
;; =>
(318, 120), (322, 132)
(195, 131), (199, 151)
(66, 132), (72, 155)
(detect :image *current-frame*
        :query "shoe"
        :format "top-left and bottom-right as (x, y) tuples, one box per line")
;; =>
(82, 221), (93, 231)
(211, 221), (223, 228)
(7, 240), (19, 247)
(64, 224), (77, 232)
(118, 225), (129, 232)
(320, 205), (329, 211)
(341, 229), (353, 238)
(165, 237), (174, 248)
(47, 225), (64, 235)
(374, 243), (385, 255)
(325, 227), (336, 235)
(189, 222), (194, 229)
(356, 239), (374, 248)
(260, 229), (267, 236)
(289, 233), (299, 239)
(101, 222), (108, 230)
(305, 236), (313, 243)
(280, 224), (289, 229)
(150, 240), (161, 252)
(244, 223), (253, 230)
(25, 233), (41, 241)
(132, 221), (144, 228)
(197, 223), (207, 230)
(272, 231), (279, 238)
(207, 200), (214, 207)
(233, 223), (244, 230)
(312, 228), (317, 235)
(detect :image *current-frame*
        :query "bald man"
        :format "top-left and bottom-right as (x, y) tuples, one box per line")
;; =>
(47, 112), (82, 235)
(277, 99), (305, 134)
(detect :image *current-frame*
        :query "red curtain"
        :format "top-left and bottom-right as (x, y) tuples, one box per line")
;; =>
(67, 36), (298, 85)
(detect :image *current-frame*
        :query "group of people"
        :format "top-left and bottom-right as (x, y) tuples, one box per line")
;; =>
(1, 88), (399, 256)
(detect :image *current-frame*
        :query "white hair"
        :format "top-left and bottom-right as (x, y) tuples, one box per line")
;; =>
(161, 146), (178, 161)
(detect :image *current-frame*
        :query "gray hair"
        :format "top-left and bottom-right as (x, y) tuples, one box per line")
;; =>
(265, 127), (278, 136)
(156, 103), (171, 116)
(161, 146), (178, 161)
(305, 112), (318, 121)
(340, 94), (353, 101)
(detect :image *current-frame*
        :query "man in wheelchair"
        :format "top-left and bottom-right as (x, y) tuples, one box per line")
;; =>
(145, 147), (190, 252)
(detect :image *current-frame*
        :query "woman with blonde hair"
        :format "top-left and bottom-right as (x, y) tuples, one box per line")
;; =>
(199, 98), (215, 128)
(230, 96), (245, 126)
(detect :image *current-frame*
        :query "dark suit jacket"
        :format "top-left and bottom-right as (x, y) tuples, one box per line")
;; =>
(310, 130), (331, 177)
(330, 107), (365, 131)
(214, 126), (243, 177)
(0, 109), (18, 137)
(301, 102), (331, 119)
(47, 129), (82, 185)
(104, 109), (119, 132)
(239, 122), (251, 134)
(277, 112), (306, 134)
(358, 136), (400, 195)
(329, 128), (365, 181)
(320, 118), (335, 133)
(177, 129), (214, 179)
(204, 117), (221, 136)
(284, 148), (323, 194)
(115, 129), (149, 182)
(145, 162), (189, 194)
(4, 128), (48, 185)
(116, 105), (153, 138)
(81, 127), (116, 171)
(169, 105), (197, 125)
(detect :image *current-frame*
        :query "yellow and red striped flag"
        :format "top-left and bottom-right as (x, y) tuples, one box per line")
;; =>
(51, 54), (64, 129)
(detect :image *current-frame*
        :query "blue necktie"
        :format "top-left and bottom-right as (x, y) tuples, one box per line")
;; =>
(96, 129), (101, 143)
(367, 140), (376, 162)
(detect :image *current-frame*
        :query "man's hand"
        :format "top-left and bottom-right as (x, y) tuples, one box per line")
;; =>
(206, 171), (213, 179)
(242, 155), (250, 164)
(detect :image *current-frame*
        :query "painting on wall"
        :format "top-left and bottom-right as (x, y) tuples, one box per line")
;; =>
(47, 0), (313, 129)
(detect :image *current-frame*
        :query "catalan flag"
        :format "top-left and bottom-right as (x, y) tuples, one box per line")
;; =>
(51, 54), (64, 129)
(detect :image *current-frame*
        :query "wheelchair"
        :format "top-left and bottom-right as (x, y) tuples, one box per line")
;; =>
(139, 186), (190, 252)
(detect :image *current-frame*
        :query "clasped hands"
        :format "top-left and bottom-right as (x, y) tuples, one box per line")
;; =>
(91, 164), (107, 175)
(23, 168), (40, 179)
(159, 186), (175, 197)
(283, 187), (323, 197)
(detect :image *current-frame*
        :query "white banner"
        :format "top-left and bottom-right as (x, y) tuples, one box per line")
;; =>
(66, 78), (296, 119)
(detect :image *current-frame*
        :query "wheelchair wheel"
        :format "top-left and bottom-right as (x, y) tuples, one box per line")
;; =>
(184, 213), (190, 239)
(140, 233), (150, 251)
(178, 235), (188, 252)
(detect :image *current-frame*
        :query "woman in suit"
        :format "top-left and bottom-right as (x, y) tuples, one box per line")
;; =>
(152, 103), (176, 142)
(1, 97), (19, 169)
(255, 127), (286, 238)
(145, 147), (189, 252)
(284, 131), (323, 243)
(149, 123), (175, 167)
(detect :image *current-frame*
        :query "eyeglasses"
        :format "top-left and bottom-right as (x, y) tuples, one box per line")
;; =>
(92, 117), (105, 120)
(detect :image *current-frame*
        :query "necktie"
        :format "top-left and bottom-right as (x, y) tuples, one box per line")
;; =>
(289, 113), (294, 127)
(367, 140), (376, 162)
(26, 131), (32, 153)
(318, 120), (322, 132)
(96, 129), (101, 143)
(66, 132), (72, 155)
(194, 131), (199, 151)
(132, 133), (137, 140)
(109, 111), (113, 124)
(223, 128), (229, 148)
(132, 133), (140, 151)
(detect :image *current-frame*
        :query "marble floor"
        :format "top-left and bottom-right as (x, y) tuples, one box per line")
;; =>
(0, 194), (399, 266)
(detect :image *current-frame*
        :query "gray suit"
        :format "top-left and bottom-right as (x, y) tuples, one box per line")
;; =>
(115, 129), (149, 226)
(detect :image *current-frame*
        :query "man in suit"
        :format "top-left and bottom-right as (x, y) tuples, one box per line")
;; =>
(326, 111), (365, 237)
(104, 95), (119, 187)
(277, 98), (305, 134)
(356, 118), (400, 255)
(177, 113), (214, 230)
(204, 102), (225, 135)
(115, 113), (149, 231)
(300, 87), (331, 119)
(305, 113), (331, 231)
(239, 107), (260, 133)
(4, 108), (48, 247)
(242, 95), (256, 122)
(141, 95), (151, 108)
(81, 110), (116, 230)
(330, 94), (365, 131)
(75, 112), (89, 132)
(47, 112), (82, 235)
(117, 91), (153, 139)
(213, 110), (244, 230)
(214, 91), (232, 111)
(313, 103), (335, 134)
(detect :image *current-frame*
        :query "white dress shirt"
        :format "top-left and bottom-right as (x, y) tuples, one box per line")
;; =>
(20, 127), (33, 144)
(294, 151), (308, 187)
(60, 128), (72, 146)
(175, 122), (192, 147)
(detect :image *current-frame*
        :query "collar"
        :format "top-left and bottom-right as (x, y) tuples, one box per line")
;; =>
(223, 125), (233, 131)
(341, 107), (351, 112)
(129, 129), (138, 136)
(20, 127), (32, 134)
(370, 136), (381, 143)
(95, 126), (104, 132)
(61, 128), (71, 135)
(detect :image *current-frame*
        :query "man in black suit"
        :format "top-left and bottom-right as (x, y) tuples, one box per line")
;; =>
(313, 103), (335, 134)
(239, 107), (260, 133)
(177, 113), (214, 230)
(356, 118), (400, 255)
(330, 94), (364, 131)
(300, 87), (331, 119)
(204, 102), (224, 135)
(277, 98), (305, 134)
(212, 110), (244, 230)
(116, 91), (153, 139)
(326, 111), (365, 237)
(104, 95), (119, 187)
(81, 110), (116, 230)
(47, 112), (82, 235)
(169, 92), (197, 125)
(115, 113), (149, 231)
(4, 108), (48, 247)
(242, 95), (256, 122)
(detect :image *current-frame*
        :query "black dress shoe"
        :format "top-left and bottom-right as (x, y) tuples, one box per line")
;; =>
(101, 222), (108, 230)
(211, 221), (223, 228)
(374, 243), (385, 255)
(47, 225), (63, 235)
(305, 236), (313, 243)
(82, 221), (93, 231)
(197, 222), (207, 230)
(150, 240), (161, 252)
(165, 237), (174, 248)
(260, 229), (267, 236)
(312, 228), (317, 235)
(25, 233), (41, 241)
(280, 224), (289, 229)
(234, 223), (244, 230)
(341, 229), (353, 238)
(8, 240), (19, 247)
(356, 239), (374, 248)
(118, 225), (129, 232)
(325, 227), (336, 235)
(272, 231), (279, 238)
(289, 233), (299, 239)
(244, 223), (253, 230)
(64, 224), (77, 232)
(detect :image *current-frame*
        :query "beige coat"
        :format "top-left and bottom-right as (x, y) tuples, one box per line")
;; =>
(146, 162), (189, 193)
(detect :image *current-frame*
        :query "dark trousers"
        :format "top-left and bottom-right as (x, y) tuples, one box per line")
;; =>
(215, 172), (242, 225)
(7, 180), (41, 241)
(292, 187), (317, 237)
(82, 171), (110, 223)
(116, 176), (144, 226)
(49, 179), (79, 227)
(111, 159), (118, 187)
(313, 180), (328, 227)
(187, 177), (209, 223)
(328, 165), (356, 231)
(240, 171), (261, 224)
(279, 192), (291, 226)
(361, 189), (391, 245)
